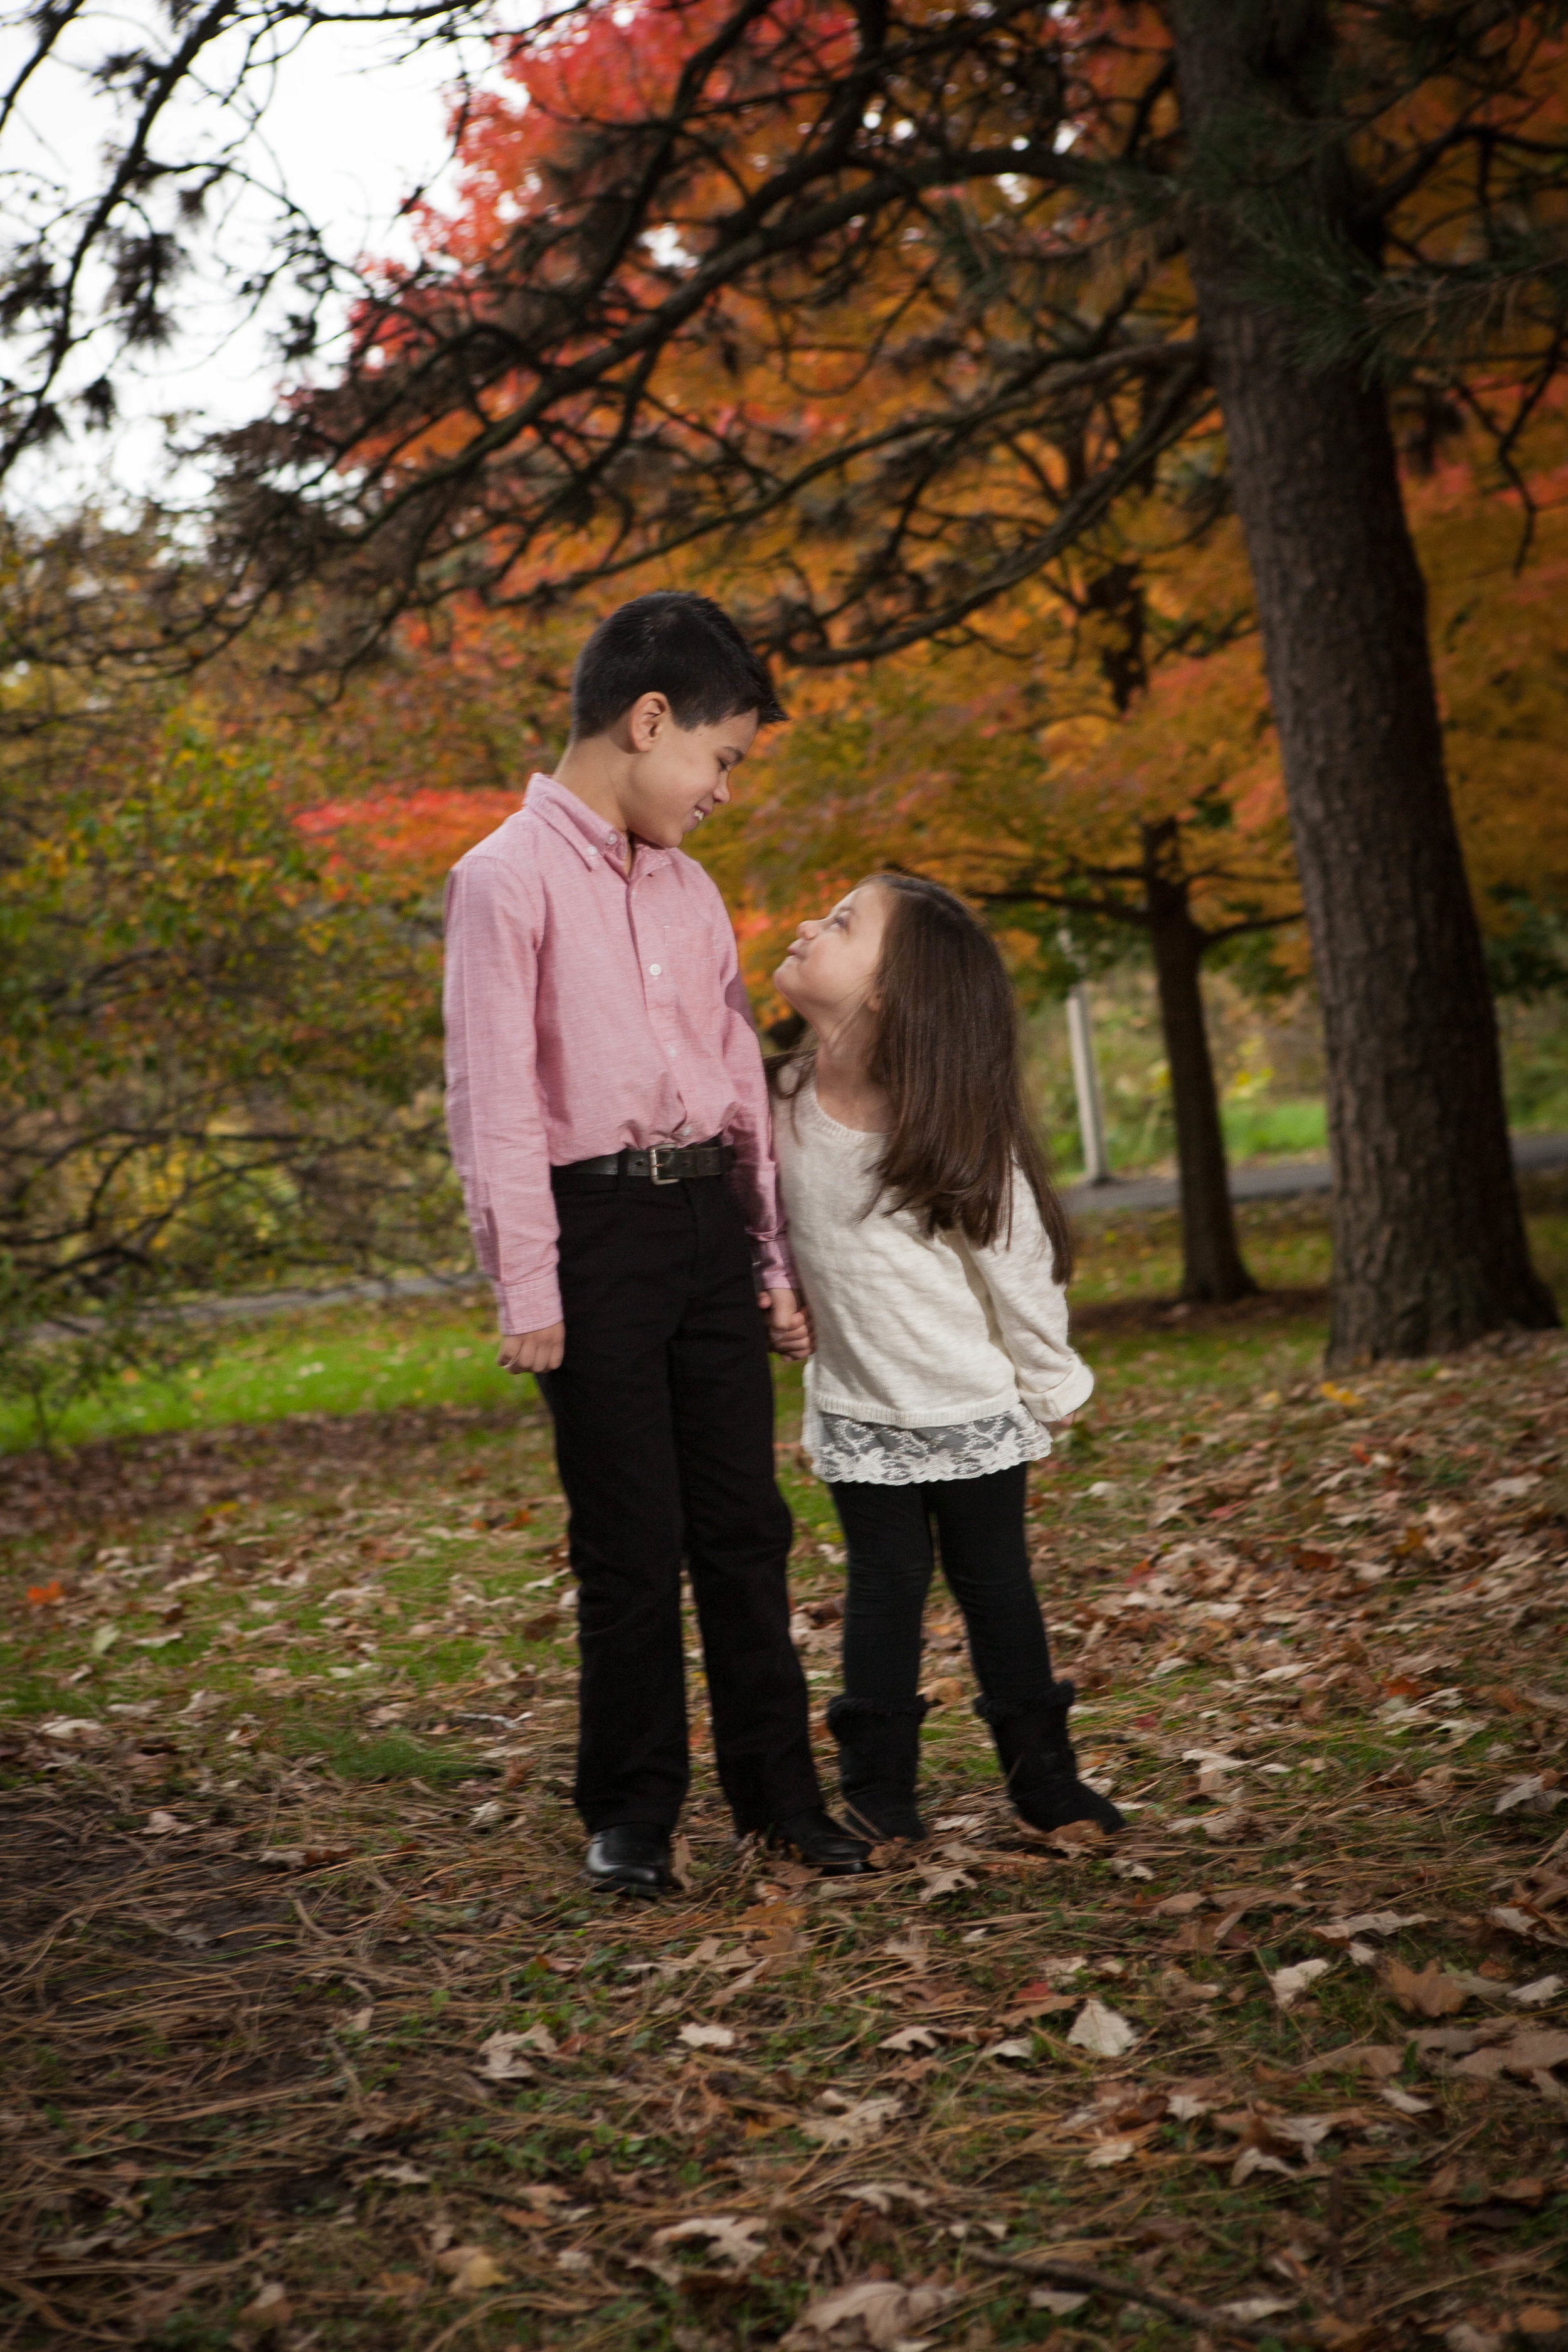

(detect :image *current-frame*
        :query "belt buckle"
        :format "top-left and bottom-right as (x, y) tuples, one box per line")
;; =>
(647, 1144), (681, 1185)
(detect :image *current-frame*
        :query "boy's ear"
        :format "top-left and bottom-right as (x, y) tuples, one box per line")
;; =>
(623, 691), (671, 751)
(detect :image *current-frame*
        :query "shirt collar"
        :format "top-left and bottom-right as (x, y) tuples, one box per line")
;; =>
(524, 773), (619, 869)
(524, 772), (674, 876)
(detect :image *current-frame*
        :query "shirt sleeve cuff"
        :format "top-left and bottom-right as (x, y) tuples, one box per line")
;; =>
(755, 1248), (797, 1296)
(1020, 1358), (1096, 1424)
(494, 1272), (563, 1333)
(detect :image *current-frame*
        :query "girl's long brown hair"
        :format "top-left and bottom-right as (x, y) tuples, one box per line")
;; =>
(771, 873), (1074, 1278)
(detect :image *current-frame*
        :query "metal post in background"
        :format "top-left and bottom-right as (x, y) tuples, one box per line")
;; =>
(1066, 982), (1112, 1185)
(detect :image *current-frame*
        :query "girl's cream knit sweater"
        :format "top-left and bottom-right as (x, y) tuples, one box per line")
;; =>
(773, 1076), (1094, 1431)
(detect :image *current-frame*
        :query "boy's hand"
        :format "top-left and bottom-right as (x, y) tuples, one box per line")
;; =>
(760, 1288), (813, 1361)
(498, 1322), (565, 1375)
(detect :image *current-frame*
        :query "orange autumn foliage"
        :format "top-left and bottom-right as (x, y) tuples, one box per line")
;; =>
(253, 386), (1568, 1022)
(283, 9), (1534, 965)
(294, 788), (523, 884)
(259, 6), (1568, 995)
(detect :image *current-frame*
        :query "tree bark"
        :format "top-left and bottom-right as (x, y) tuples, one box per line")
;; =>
(1142, 822), (1257, 1304)
(1171, 1), (1557, 1362)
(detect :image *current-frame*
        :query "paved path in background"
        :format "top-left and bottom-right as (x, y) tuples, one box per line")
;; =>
(176, 1271), (484, 1325)
(1064, 1129), (1568, 1219)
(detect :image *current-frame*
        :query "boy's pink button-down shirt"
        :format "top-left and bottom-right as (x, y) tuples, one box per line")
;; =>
(443, 773), (794, 1333)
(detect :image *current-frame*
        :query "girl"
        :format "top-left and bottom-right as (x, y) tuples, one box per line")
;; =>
(769, 873), (1121, 1843)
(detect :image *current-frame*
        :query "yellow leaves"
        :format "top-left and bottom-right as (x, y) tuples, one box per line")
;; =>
(1412, 406), (1568, 918)
(7, 701), (450, 1426)
(434, 2244), (509, 2294)
(373, 2270), (425, 2303)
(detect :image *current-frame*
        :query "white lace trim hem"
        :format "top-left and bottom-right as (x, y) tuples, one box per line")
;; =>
(802, 1397), (1051, 1486)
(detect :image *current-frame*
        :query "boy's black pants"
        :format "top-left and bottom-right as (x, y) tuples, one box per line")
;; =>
(539, 1168), (822, 1836)
(829, 1465), (1056, 1712)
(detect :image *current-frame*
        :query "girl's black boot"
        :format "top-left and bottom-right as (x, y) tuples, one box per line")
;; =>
(978, 1682), (1125, 1833)
(825, 1695), (930, 1843)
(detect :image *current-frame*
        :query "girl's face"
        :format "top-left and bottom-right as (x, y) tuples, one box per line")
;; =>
(773, 882), (891, 1032)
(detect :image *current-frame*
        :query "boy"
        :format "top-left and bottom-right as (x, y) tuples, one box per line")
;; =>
(442, 591), (868, 1894)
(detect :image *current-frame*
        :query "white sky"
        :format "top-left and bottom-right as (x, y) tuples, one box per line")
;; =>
(1, 6), (508, 516)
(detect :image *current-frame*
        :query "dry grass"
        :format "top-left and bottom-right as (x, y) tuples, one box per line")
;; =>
(2, 1318), (1567, 2351)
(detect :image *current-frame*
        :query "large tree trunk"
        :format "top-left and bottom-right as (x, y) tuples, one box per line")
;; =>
(1171, 1), (1557, 1362)
(1143, 822), (1257, 1304)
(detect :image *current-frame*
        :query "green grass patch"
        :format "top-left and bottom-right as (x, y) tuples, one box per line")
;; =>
(0, 1292), (532, 1453)
(275, 1720), (480, 1785)
(1073, 1195), (1335, 1308)
(10, 1176), (1565, 1458)
(1221, 1093), (1327, 1160)
(1071, 1179), (1567, 1320)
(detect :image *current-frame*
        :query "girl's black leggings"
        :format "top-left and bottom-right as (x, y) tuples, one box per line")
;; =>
(829, 1463), (1056, 1714)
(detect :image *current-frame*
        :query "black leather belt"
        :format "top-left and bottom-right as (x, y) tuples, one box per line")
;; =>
(553, 1139), (734, 1186)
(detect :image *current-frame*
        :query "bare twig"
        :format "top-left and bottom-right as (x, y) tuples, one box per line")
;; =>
(970, 2251), (1306, 2343)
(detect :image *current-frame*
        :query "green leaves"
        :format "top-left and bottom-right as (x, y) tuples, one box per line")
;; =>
(1, 703), (455, 1442)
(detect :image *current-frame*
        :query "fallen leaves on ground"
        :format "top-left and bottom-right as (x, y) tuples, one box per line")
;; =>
(1312, 1910), (1428, 1942)
(1269, 1957), (1335, 2008)
(915, 1858), (976, 1904)
(475, 2024), (557, 2080)
(781, 2277), (956, 2349)
(679, 2021), (736, 2050)
(236, 2280), (291, 2331)
(649, 2214), (768, 2269)
(1066, 1997), (1140, 2056)
(1214, 2102), (1343, 2183)
(4, 1301), (1568, 2350)
(1385, 1957), (1470, 2017)
(1029, 2285), (1092, 2315)
(1443, 2023), (1568, 2087)
(433, 2244), (509, 2294)
(801, 2092), (906, 2148)
(879, 2023), (941, 2052)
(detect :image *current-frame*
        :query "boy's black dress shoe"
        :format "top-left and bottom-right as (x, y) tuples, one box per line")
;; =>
(585, 1825), (672, 1895)
(766, 1806), (871, 1875)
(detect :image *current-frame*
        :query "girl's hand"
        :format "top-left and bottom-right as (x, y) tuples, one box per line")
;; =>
(1047, 1409), (1076, 1434)
(760, 1288), (814, 1361)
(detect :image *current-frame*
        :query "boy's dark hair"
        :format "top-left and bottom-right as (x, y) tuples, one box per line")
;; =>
(570, 591), (786, 739)
(771, 874), (1074, 1276)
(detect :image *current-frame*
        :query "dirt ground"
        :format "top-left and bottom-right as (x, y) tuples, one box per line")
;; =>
(2, 1319), (1566, 2351)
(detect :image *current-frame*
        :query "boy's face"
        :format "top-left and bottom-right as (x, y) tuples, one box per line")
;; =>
(773, 882), (891, 1029)
(618, 694), (758, 848)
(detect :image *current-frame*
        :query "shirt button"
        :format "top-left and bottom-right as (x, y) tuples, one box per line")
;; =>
(649, 962), (662, 975)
